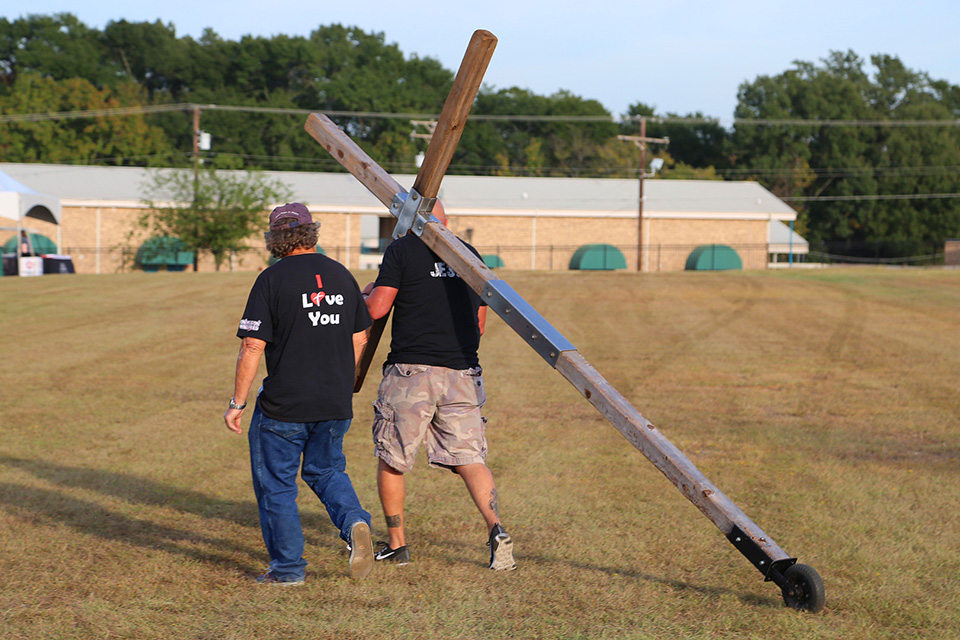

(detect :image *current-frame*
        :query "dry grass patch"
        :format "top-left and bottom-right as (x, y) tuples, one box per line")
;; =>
(1, 267), (958, 639)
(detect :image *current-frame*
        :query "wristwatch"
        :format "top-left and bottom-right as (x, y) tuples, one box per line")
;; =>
(229, 397), (247, 410)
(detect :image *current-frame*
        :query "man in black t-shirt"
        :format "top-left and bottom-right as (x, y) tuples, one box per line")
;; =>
(224, 202), (375, 584)
(363, 201), (516, 571)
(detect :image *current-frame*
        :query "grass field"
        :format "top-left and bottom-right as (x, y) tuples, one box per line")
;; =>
(1, 267), (958, 639)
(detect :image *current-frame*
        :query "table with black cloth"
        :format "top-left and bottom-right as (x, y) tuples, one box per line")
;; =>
(1, 253), (75, 275)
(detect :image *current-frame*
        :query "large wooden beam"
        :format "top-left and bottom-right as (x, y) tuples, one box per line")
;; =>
(412, 29), (497, 199)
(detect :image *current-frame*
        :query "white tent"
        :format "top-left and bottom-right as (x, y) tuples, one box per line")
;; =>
(0, 169), (62, 256)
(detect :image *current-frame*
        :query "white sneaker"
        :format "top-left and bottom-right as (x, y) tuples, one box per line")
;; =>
(348, 521), (374, 579)
(487, 524), (516, 571)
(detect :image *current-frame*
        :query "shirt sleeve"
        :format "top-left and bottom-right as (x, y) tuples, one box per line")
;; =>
(237, 275), (274, 342)
(374, 241), (402, 289)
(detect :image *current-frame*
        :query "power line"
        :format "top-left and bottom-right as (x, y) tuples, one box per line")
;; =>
(0, 104), (186, 123)
(2, 102), (960, 127)
(725, 118), (960, 127)
(782, 193), (960, 202)
(719, 165), (960, 178)
(4, 102), (958, 203)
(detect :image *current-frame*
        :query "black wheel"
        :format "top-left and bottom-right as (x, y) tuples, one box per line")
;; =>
(781, 563), (825, 613)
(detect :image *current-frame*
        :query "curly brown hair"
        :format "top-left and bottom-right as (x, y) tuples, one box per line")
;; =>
(265, 222), (321, 259)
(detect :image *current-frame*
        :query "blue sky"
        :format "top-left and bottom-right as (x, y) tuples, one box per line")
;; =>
(6, 1), (959, 124)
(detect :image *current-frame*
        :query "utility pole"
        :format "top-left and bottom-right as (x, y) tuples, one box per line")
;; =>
(191, 105), (201, 271)
(193, 105), (201, 191)
(409, 119), (438, 141)
(410, 119), (438, 168)
(618, 117), (668, 272)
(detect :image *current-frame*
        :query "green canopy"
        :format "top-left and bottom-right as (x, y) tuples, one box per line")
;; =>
(482, 254), (504, 269)
(685, 244), (743, 271)
(2, 232), (57, 255)
(569, 244), (627, 270)
(135, 237), (194, 272)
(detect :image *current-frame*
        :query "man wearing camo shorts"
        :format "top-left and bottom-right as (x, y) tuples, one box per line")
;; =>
(362, 200), (516, 571)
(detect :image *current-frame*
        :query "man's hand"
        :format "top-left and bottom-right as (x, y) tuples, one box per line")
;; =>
(224, 407), (245, 434)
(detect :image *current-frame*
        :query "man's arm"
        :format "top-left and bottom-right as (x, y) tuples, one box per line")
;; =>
(362, 283), (398, 320)
(477, 305), (487, 336)
(223, 337), (266, 434)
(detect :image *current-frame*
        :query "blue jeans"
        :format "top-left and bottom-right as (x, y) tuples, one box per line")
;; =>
(248, 404), (371, 580)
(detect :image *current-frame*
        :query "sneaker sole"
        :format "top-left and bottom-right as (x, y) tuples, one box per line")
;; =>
(349, 522), (374, 579)
(489, 534), (516, 571)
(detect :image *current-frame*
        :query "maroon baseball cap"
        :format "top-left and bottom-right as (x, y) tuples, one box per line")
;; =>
(269, 202), (313, 230)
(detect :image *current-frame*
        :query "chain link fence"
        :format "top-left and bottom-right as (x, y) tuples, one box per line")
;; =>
(40, 240), (953, 275)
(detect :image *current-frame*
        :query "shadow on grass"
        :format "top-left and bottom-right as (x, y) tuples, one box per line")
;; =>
(0, 481), (262, 573)
(428, 537), (783, 610)
(0, 454), (348, 567)
(0, 454), (782, 605)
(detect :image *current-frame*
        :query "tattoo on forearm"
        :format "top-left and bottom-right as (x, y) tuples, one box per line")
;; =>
(385, 514), (401, 528)
(488, 489), (499, 516)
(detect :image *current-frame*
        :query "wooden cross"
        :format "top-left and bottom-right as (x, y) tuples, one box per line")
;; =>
(304, 29), (823, 612)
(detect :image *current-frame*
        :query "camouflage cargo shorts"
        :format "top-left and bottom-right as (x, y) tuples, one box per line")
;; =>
(372, 363), (487, 473)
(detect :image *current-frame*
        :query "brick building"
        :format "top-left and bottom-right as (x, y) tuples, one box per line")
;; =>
(947, 239), (960, 266)
(0, 163), (804, 274)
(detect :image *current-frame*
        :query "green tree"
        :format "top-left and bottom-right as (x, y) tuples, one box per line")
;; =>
(0, 13), (114, 88)
(0, 72), (174, 164)
(101, 19), (198, 97)
(306, 25), (453, 171)
(733, 51), (960, 248)
(459, 87), (617, 177)
(620, 102), (732, 176)
(655, 151), (722, 180)
(140, 165), (292, 270)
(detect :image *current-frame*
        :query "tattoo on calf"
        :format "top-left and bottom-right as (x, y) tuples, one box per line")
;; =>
(385, 514), (402, 528)
(488, 489), (499, 516)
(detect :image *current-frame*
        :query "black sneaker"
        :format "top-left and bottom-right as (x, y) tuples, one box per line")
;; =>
(487, 524), (516, 571)
(348, 521), (374, 579)
(374, 542), (410, 564)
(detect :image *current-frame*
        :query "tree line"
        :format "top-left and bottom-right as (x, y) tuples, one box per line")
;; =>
(2, 13), (959, 249)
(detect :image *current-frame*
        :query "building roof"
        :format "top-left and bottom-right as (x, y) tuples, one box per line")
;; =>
(0, 163), (797, 222)
(768, 219), (809, 254)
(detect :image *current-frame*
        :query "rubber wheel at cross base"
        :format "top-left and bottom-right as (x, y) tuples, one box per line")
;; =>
(781, 563), (825, 613)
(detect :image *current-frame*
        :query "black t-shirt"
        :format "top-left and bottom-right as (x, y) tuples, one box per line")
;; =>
(375, 234), (485, 370)
(237, 252), (372, 422)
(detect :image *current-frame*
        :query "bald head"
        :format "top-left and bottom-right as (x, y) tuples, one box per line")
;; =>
(432, 199), (447, 225)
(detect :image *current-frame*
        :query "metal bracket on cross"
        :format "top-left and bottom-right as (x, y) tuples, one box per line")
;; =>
(481, 280), (575, 367)
(390, 188), (438, 239)
(303, 28), (825, 613)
